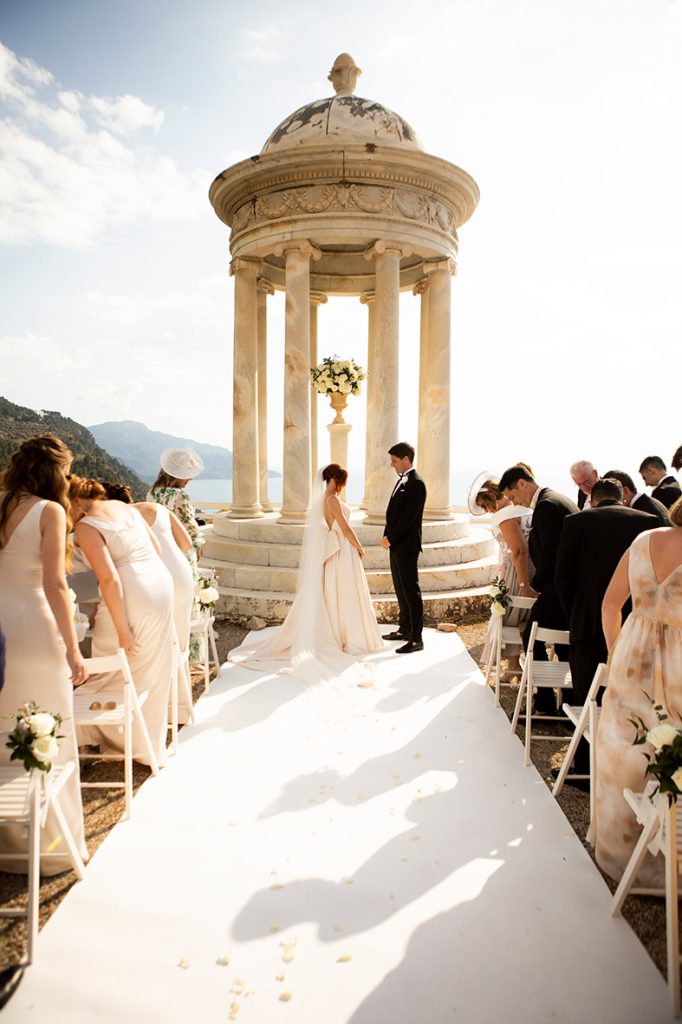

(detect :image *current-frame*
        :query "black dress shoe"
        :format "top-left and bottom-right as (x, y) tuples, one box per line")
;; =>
(382, 632), (406, 641)
(396, 641), (424, 654)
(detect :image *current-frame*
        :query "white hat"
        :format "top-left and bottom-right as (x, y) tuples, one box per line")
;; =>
(467, 470), (497, 516)
(160, 446), (204, 480)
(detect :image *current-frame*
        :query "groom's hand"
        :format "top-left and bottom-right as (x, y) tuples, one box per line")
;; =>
(380, 537), (390, 549)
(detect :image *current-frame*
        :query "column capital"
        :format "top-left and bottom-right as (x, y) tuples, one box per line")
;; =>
(359, 290), (375, 305)
(275, 240), (322, 261)
(229, 256), (262, 277)
(423, 257), (457, 277)
(257, 278), (275, 295)
(412, 278), (429, 297)
(363, 239), (411, 261)
(309, 291), (328, 306)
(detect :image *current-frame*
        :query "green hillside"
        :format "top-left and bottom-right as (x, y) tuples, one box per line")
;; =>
(0, 397), (148, 500)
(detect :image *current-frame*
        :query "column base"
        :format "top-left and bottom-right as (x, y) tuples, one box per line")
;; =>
(424, 506), (455, 521)
(363, 511), (387, 525)
(228, 505), (265, 519)
(277, 510), (309, 525)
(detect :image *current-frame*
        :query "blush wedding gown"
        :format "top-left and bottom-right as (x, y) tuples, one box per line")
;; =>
(229, 494), (383, 685)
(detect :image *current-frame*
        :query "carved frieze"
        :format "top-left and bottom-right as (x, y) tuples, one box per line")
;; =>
(230, 183), (459, 242)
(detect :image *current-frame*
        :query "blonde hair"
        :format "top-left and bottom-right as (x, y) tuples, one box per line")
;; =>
(670, 495), (682, 528)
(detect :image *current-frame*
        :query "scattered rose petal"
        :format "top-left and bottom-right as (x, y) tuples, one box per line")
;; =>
(88, 701), (102, 711)
(410, 834), (421, 842)
(216, 951), (232, 966)
(270, 883), (283, 890)
(336, 954), (352, 963)
(228, 1000), (240, 1019)
(177, 955), (192, 969)
(342, 877), (354, 885)
(356, 794), (366, 801)
(270, 924), (281, 933)
(400, 857), (408, 863)
(308, 797), (316, 803)
(334, 924), (344, 932)
(412, 751), (422, 759)
(279, 991), (294, 1002)
(389, 772), (401, 779)
(275, 973), (286, 982)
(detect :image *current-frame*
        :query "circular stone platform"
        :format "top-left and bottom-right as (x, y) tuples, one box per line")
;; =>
(203, 508), (497, 625)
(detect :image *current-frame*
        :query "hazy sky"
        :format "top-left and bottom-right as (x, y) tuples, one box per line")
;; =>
(1, 0), (680, 500)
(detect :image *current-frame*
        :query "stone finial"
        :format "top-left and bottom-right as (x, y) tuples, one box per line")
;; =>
(328, 53), (361, 96)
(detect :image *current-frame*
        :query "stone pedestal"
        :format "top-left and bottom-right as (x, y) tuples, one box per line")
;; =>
(257, 278), (274, 512)
(229, 256), (263, 518)
(422, 258), (456, 519)
(363, 242), (405, 524)
(279, 241), (320, 523)
(326, 392), (352, 470)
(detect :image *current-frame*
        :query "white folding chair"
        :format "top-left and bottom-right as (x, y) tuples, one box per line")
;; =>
(483, 594), (536, 706)
(610, 786), (682, 1017)
(510, 622), (572, 766)
(168, 635), (196, 757)
(74, 649), (159, 820)
(0, 762), (86, 963)
(552, 663), (606, 828)
(189, 611), (220, 694)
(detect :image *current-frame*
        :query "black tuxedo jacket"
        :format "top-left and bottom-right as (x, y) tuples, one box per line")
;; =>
(652, 476), (682, 510)
(529, 488), (579, 593)
(632, 492), (671, 525)
(384, 470), (427, 554)
(577, 489), (587, 510)
(555, 502), (657, 640)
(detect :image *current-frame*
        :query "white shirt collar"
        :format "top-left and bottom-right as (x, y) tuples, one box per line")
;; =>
(529, 486), (542, 510)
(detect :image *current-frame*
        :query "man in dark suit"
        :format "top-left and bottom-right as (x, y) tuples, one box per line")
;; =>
(499, 465), (579, 712)
(381, 442), (427, 654)
(555, 477), (658, 775)
(603, 469), (671, 525)
(639, 455), (682, 510)
(570, 460), (598, 510)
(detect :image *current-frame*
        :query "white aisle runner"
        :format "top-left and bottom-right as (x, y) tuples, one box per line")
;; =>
(6, 629), (673, 1023)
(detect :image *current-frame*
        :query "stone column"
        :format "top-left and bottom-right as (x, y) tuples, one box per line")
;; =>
(309, 292), (327, 481)
(359, 290), (375, 509)
(421, 258), (456, 519)
(363, 241), (406, 524)
(279, 241), (321, 523)
(228, 256), (263, 518)
(414, 277), (430, 495)
(257, 278), (274, 512)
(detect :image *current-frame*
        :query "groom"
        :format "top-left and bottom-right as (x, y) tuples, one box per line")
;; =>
(380, 442), (427, 653)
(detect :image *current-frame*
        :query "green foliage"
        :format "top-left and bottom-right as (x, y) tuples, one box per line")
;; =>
(0, 396), (147, 500)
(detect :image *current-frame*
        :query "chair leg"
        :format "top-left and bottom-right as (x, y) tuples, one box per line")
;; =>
(202, 628), (210, 694)
(588, 702), (598, 835)
(26, 781), (40, 964)
(50, 794), (86, 880)
(524, 675), (532, 767)
(124, 687), (133, 820)
(610, 809), (661, 916)
(494, 623), (503, 708)
(552, 716), (587, 797)
(209, 620), (220, 673)
(666, 804), (681, 1017)
(510, 664), (526, 734)
(180, 657), (196, 725)
(169, 645), (179, 757)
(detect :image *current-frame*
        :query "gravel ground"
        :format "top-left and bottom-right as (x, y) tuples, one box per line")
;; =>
(0, 618), (667, 983)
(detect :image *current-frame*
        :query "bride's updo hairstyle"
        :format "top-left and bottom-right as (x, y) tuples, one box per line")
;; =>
(474, 479), (502, 514)
(68, 476), (107, 502)
(0, 433), (73, 554)
(322, 463), (348, 490)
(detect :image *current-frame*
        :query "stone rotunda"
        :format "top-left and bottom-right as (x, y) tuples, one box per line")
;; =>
(205, 53), (496, 623)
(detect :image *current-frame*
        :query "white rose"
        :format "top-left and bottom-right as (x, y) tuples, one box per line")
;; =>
(339, 382), (352, 394)
(200, 586), (220, 604)
(28, 712), (57, 738)
(31, 735), (59, 765)
(332, 362), (342, 373)
(491, 601), (506, 616)
(647, 723), (680, 752)
(672, 768), (682, 792)
(488, 584), (500, 597)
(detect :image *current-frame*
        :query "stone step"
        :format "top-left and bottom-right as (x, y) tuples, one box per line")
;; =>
(204, 553), (498, 595)
(215, 584), (492, 627)
(209, 511), (470, 545)
(203, 527), (495, 569)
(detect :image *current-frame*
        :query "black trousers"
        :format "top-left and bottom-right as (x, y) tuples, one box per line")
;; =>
(522, 587), (569, 713)
(568, 634), (608, 773)
(389, 548), (423, 642)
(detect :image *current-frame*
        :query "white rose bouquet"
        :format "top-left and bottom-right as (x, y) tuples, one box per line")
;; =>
(630, 693), (682, 805)
(311, 355), (366, 397)
(195, 568), (220, 614)
(6, 702), (65, 774)
(488, 577), (510, 617)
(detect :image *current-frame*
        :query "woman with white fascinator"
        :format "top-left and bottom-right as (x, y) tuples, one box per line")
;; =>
(468, 470), (534, 676)
(147, 447), (205, 562)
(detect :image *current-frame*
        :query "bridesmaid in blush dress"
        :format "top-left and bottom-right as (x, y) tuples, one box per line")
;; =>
(0, 435), (88, 874)
(70, 477), (175, 768)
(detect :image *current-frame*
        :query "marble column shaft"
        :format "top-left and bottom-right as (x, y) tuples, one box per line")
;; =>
(309, 292), (327, 482)
(359, 291), (376, 509)
(229, 256), (263, 518)
(415, 278), (430, 490)
(257, 278), (274, 512)
(364, 242), (403, 523)
(422, 259), (456, 518)
(279, 242), (320, 522)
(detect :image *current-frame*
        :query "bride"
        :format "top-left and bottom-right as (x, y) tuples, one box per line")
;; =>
(229, 464), (383, 682)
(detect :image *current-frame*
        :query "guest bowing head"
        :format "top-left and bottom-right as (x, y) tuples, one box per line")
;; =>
(498, 464), (538, 507)
(67, 476), (107, 521)
(100, 481), (133, 503)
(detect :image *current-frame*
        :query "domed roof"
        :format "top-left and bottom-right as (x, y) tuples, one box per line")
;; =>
(260, 54), (423, 154)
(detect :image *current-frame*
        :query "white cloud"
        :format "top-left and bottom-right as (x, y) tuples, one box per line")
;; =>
(240, 25), (283, 61)
(0, 41), (206, 248)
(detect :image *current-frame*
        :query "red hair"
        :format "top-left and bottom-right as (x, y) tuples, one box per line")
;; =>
(322, 463), (348, 488)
